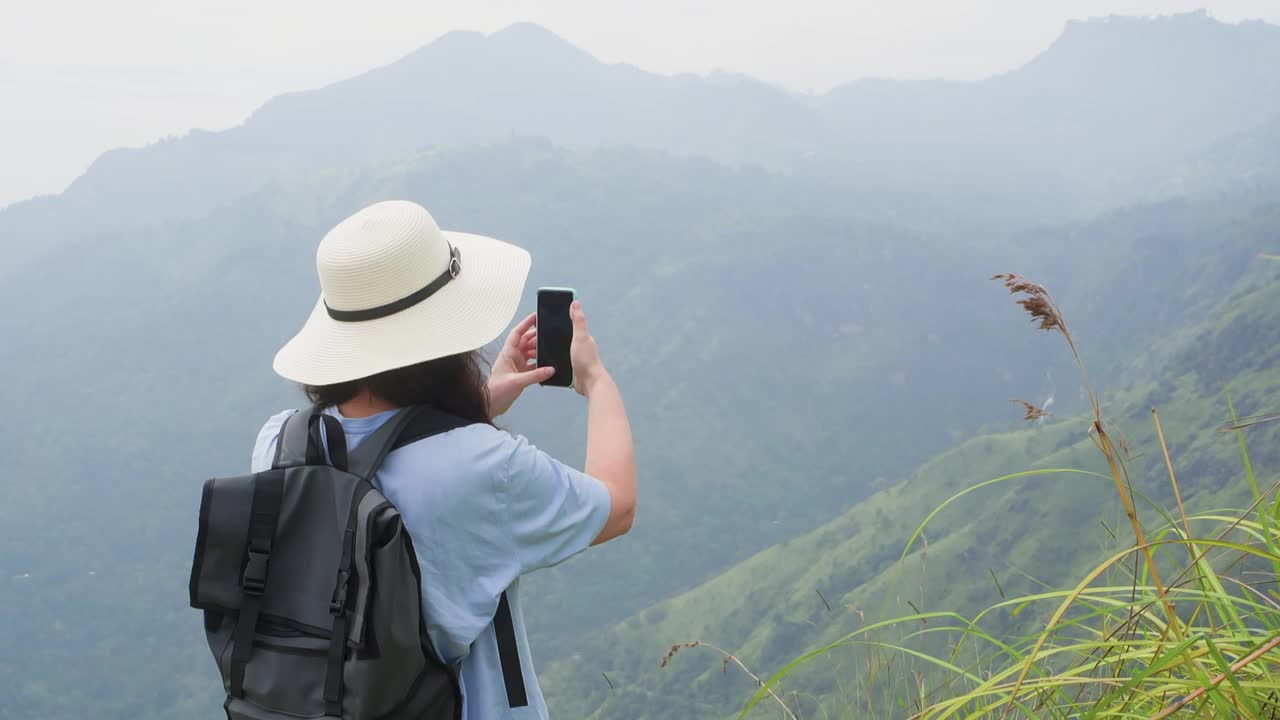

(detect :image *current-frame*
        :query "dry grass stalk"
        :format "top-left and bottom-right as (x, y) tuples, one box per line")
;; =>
(1217, 412), (1280, 431)
(1150, 634), (1280, 719)
(992, 272), (1185, 718)
(660, 640), (799, 720)
(1152, 408), (1193, 546)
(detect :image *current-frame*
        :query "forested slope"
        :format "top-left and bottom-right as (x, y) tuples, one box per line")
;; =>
(540, 198), (1280, 719)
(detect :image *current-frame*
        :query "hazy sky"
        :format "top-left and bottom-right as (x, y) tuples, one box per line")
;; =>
(2, 0), (1278, 209)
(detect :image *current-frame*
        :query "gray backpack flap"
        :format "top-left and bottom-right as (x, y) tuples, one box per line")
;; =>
(189, 407), (470, 720)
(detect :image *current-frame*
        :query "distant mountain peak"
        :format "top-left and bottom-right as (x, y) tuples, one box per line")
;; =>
(1013, 8), (1279, 81)
(1049, 7), (1259, 44)
(1054, 9), (1223, 44)
(488, 21), (572, 43)
(379, 21), (599, 78)
(485, 22), (597, 60)
(1067, 7), (1214, 27)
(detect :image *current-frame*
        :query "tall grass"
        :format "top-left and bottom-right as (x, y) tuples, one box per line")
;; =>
(732, 274), (1280, 718)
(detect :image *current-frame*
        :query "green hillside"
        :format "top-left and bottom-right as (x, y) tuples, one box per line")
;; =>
(540, 220), (1280, 718)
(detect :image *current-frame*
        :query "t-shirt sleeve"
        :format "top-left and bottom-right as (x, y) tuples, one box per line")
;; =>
(499, 433), (612, 574)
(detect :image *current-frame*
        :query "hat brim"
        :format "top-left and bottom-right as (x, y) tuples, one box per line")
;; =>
(272, 231), (531, 386)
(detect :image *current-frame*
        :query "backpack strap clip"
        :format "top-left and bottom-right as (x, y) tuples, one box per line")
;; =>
(329, 568), (351, 615)
(241, 550), (269, 595)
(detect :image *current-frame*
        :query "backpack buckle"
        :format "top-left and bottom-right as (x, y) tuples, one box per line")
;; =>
(330, 569), (351, 615)
(242, 550), (270, 595)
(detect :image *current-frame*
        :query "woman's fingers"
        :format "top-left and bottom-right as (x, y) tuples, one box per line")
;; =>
(520, 366), (556, 385)
(506, 313), (537, 347)
(518, 325), (537, 343)
(498, 320), (537, 365)
(571, 300), (588, 334)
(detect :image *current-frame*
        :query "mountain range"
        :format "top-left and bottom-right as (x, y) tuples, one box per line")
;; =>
(6, 10), (1280, 261)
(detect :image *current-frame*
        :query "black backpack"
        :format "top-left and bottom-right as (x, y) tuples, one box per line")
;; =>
(189, 406), (526, 719)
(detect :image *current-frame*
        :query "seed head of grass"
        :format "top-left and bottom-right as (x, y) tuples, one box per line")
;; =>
(993, 272), (1096, 418)
(991, 273), (1065, 334)
(1011, 399), (1050, 421)
(659, 641), (701, 668)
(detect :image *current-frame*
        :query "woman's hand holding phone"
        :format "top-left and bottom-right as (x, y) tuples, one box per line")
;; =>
(487, 312), (555, 418)
(488, 298), (609, 414)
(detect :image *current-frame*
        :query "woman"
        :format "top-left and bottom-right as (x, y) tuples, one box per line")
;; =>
(252, 200), (636, 719)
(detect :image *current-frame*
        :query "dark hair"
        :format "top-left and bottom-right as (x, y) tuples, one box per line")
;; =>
(304, 351), (493, 426)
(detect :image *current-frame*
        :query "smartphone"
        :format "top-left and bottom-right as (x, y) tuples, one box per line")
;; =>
(536, 287), (576, 387)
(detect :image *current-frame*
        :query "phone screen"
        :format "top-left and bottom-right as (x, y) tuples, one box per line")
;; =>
(537, 288), (575, 387)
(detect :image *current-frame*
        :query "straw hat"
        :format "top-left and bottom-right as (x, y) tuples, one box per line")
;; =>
(273, 200), (530, 385)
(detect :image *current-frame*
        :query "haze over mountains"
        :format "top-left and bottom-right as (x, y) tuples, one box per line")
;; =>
(6, 10), (1280, 250)
(3, 10), (1280, 719)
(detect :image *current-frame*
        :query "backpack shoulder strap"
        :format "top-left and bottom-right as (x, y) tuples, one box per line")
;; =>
(271, 408), (314, 468)
(391, 407), (476, 452)
(345, 406), (525, 707)
(495, 591), (528, 708)
(345, 406), (475, 481)
(272, 407), (348, 471)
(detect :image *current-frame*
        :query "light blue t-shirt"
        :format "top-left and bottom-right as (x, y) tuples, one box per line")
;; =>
(251, 407), (611, 720)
